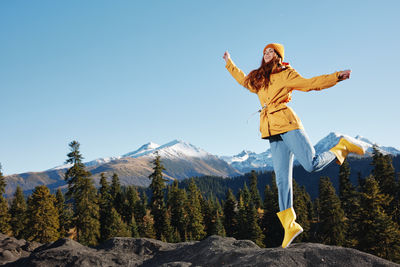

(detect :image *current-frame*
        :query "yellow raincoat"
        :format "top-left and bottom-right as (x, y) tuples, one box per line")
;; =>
(225, 58), (341, 139)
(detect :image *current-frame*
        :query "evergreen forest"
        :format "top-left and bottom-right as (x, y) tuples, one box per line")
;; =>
(1, 141), (400, 263)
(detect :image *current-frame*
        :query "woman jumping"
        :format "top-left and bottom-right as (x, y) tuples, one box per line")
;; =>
(223, 43), (365, 248)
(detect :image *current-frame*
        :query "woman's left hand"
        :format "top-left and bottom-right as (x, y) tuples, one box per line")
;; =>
(339, 70), (351, 81)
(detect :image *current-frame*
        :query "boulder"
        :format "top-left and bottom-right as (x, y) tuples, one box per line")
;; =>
(0, 233), (41, 265)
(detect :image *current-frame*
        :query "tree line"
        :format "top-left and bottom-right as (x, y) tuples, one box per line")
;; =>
(0, 142), (399, 263)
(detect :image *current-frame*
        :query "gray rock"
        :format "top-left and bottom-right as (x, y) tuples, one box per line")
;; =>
(0, 233), (41, 265)
(1, 234), (398, 267)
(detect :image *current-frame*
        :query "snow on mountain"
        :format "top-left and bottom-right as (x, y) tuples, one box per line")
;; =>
(49, 163), (73, 171)
(124, 140), (212, 159)
(49, 156), (122, 171)
(354, 135), (400, 155)
(314, 132), (369, 155)
(50, 140), (214, 171)
(85, 157), (122, 167)
(315, 132), (400, 156)
(122, 142), (160, 158)
(220, 150), (274, 172)
(219, 150), (255, 164)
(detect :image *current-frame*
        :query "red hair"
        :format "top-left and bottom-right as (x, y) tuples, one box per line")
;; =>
(244, 52), (282, 92)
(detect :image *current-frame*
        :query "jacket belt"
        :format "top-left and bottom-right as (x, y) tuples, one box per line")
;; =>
(260, 103), (287, 114)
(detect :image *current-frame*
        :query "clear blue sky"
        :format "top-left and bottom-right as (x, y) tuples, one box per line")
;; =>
(1, 0), (400, 175)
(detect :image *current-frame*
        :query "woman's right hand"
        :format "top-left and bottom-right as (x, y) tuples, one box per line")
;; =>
(338, 70), (351, 81)
(223, 51), (230, 63)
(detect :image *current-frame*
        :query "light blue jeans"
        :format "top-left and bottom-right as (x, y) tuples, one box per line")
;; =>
(269, 129), (336, 211)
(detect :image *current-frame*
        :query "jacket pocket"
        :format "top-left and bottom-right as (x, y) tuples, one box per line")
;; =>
(270, 109), (290, 127)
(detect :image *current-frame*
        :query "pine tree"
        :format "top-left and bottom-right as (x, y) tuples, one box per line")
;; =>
(64, 141), (100, 246)
(372, 146), (396, 197)
(339, 160), (352, 208)
(261, 175), (283, 247)
(64, 141), (89, 198)
(107, 207), (131, 239)
(110, 173), (125, 218)
(396, 176), (400, 225)
(167, 180), (188, 241)
(213, 198), (226, 237)
(338, 160), (360, 247)
(98, 173), (131, 241)
(99, 173), (113, 242)
(202, 197), (225, 237)
(316, 177), (347, 246)
(236, 185), (249, 239)
(357, 176), (400, 263)
(371, 146), (398, 223)
(148, 153), (171, 241)
(248, 203), (264, 247)
(9, 186), (27, 239)
(25, 185), (60, 243)
(141, 209), (156, 239)
(0, 164), (11, 234)
(236, 184), (264, 246)
(128, 213), (139, 238)
(223, 189), (237, 237)
(236, 192), (247, 240)
(75, 177), (100, 246)
(110, 173), (121, 200)
(293, 180), (311, 242)
(249, 170), (262, 209)
(125, 186), (139, 237)
(134, 191), (148, 237)
(125, 186), (139, 222)
(186, 179), (205, 240)
(55, 189), (73, 238)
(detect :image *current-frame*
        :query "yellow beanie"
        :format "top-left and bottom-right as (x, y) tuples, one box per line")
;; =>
(263, 43), (284, 61)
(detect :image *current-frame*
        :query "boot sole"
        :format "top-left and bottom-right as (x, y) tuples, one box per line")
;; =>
(283, 228), (303, 248)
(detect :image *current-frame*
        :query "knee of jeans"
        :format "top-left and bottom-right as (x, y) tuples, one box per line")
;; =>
(302, 162), (315, 173)
(300, 157), (321, 173)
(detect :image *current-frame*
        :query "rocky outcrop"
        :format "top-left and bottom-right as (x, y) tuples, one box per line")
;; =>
(0, 234), (41, 265)
(1, 234), (398, 267)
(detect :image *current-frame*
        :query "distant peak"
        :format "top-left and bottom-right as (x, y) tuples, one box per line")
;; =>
(164, 139), (182, 146)
(144, 142), (160, 148)
(355, 135), (374, 145)
(326, 132), (343, 138)
(237, 150), (254, 157)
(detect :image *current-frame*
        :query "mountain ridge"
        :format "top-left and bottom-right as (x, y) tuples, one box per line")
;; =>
(4, 133), (399, 196)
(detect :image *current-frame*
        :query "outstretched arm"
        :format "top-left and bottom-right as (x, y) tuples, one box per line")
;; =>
(286, 68), (350, 92)
(223, 51), (257, 93)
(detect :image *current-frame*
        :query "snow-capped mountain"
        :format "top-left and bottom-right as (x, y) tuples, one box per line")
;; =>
(50, 140), (212, 171)
(220, 132), (400, 173)
(314, 132), (400, 156)
(5, 140), (240, 196)
(50, 156), (122, 171)
(123, 140), (212, 159)
(220, 150), (274, 172)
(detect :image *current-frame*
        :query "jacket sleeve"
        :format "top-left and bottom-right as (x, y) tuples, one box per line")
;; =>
(285, 68), (341, 92)
(225, 58), (257, 93)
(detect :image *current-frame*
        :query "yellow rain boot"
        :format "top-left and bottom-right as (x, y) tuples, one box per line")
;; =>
(277, 207), (303, 248)
(329, 137), (365, 165)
